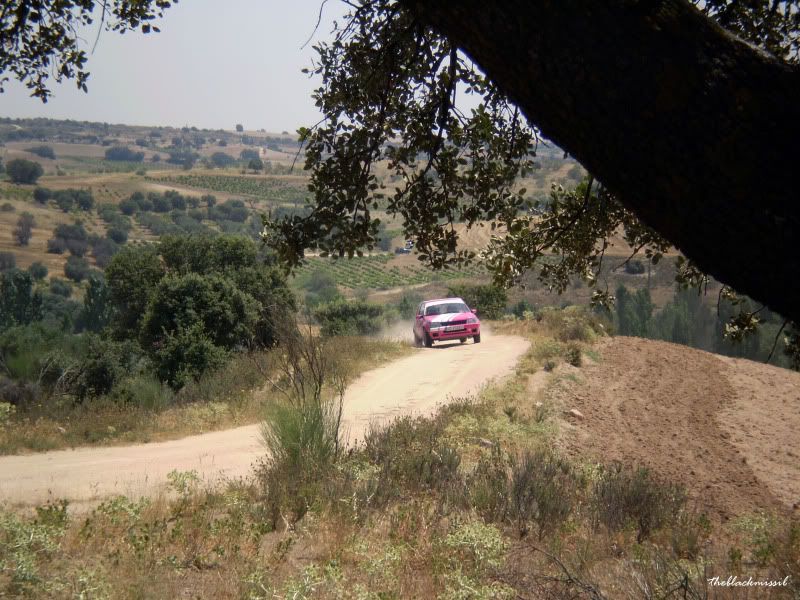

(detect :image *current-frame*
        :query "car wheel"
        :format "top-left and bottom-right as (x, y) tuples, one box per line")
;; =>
(424, 332), (433, 348)
(460, 338), (467, 343)
(473, 334), (481, 344)
(413, 333), (422, 347)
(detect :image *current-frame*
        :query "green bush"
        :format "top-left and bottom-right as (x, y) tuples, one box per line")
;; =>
(27, 262), (47, 281)
(48, 278), (72, 298)
(447, 284), (508, 319)
(64, 256), (90, 282)
(0, 252), (16, 272)
(33, 187), (51, 204)
(313, 300), (385, 336)
(25, 145), (56, 160)
(5, 158), (43, 184)
(151, 323), (228, 390)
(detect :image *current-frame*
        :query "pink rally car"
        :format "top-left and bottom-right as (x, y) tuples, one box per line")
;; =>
(413, 297), (481, 347)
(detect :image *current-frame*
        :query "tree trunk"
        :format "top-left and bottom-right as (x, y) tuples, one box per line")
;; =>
(402, 0), (800, 322)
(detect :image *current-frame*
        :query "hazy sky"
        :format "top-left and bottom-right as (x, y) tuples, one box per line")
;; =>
(1, 1), (347, 132)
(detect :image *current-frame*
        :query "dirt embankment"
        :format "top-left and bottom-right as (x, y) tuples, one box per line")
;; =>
(557, 336), (800, 522)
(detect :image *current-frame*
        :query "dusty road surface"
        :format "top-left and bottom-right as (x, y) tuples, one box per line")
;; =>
(0, 332), (529, 510)
(557, 336), (800, 522)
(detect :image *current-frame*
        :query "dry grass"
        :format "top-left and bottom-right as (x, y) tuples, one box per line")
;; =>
(0, 338), (411, 455)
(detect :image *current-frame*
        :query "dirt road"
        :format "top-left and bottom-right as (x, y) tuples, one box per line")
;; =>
(0, 332), (529, 510)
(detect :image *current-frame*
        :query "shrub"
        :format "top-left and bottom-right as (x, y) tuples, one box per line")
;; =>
(64, 256), (90, 282)
(624, 259), (646, 275)
(46, 237), (67, 254)
(313, 300), (385, 336)
(259, 326), (348, 523)
(27, 262), (47, 281)
(510, 448), (579, 539)
(49, 278), (72, 298)
(0, 252), (16, 272)
(13, 212), (35, 246)
(118, 197), (138, 215)
(210, 152), (235, 167)
(0, 202), (14, 212)
(151, 323), (228, 390)
(32, 187), (51, 204)
(62, 336), (135, 401)
(447, 283), (508, 319)
(5, 158), (43, 184)
(591, 463), (686, 542)
(104, 146), (144, 162)
(564, 343), (582, 367)
(91, 238), (119, 268)
(510, 299), (535, 319)
(25, 145), (55, 159)
(106, 227), (128, 244)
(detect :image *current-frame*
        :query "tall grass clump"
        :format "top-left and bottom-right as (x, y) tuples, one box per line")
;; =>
(591, 462), (687, 543)
(259, 321), (350, 525)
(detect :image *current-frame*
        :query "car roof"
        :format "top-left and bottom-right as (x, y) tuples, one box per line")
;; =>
(422, 297), (466, 306)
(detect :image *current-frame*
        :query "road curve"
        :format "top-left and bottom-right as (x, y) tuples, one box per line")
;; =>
(0, 332), (529, 509)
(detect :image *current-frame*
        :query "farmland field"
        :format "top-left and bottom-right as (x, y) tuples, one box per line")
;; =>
(294, 254), (487, 290)
(148, 173), (310, 204)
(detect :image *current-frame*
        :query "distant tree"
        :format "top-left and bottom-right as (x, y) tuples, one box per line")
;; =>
(446, 283), (508, 319)
(151, 153), (161, 163)
(74, 189), (94, 211)
(91, 238), (119, 268)
(49, 278), (73, 298)
(104, 146), (144, 162)
(166, 149), (197, 169)
(27, 262), (48, 281)
(151, 194), (171, 213)
(13, 212), (35, 246)
(0, 252), (16, 272)
(26, 145), (56, 159)
(166, 190), (186, 210)
(106, 227), (128, 244)
(218, 139), (228, 147)
(64, 256), (91, 282)
(80, 275), (114, 333)
(5, 159), (43, 184)
(53, 190), (74, 212)
(135, 138), (148, 147)
(210, 152), (235, 168)
(0, 203), (14, 212)
(235, 124), (244, 132)
(33, 187), (51, 204)
(119, 197), (138, 215)
(248, 157), (263, 173)
(105, 245), (165, 333)
(239, 149), (259, 162)
(46, 237), (67, 254)
(202, 194), (217, 208)
(0, 270), (42, 331)
(615, 285), (653, 337)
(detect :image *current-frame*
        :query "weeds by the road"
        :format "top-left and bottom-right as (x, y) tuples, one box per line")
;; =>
(0, 336), (409, 455)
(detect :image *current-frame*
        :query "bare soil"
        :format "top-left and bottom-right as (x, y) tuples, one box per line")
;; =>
(557, 336), (800, 523)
